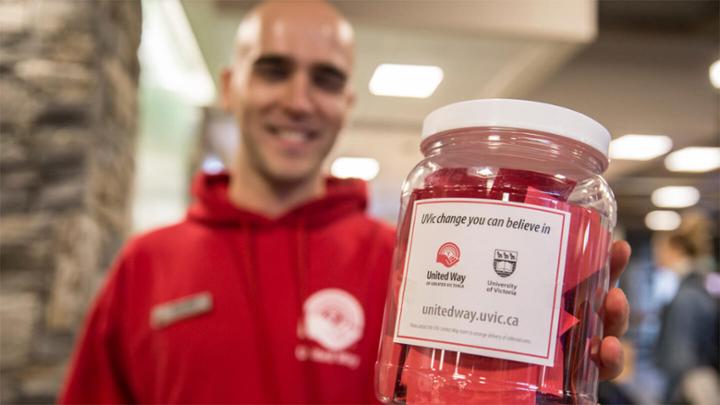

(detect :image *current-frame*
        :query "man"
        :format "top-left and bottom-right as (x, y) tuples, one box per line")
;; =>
(60, 1), (631, 403)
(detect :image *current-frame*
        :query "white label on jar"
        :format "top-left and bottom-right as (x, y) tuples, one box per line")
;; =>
(393, 198), (570, 367)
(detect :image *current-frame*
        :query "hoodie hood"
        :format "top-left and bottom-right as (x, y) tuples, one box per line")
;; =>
(187, 172), (368, 228)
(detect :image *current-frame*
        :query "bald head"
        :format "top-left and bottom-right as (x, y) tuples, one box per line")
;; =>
(233, 1), (354, 67)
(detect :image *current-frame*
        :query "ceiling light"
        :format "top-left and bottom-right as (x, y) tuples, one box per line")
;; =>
(476, 168), (494, 176)
(331, 157), (380, 181)
(651, 186), (700, 208)
(664, 147), (720, 172)
(369, 64), (443, 98)
(645, 210), (681, 231)
(710, 60), (720, 89)
(201, 155), (225, 174)
(609, 134), (673, 160)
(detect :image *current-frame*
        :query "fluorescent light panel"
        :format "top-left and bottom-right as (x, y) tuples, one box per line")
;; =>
(651, 186), (700, 208)
(710, 60), (720, 89)
(331, 157), (380, 181)
(369, 64), (443, 98)
(664, 147), (720, 172)
(609, 134), (673, 160)
(645, 210), (681, 231)
(201, 155), (225, 174)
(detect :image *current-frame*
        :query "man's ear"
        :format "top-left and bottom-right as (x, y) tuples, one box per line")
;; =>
(220, 67), (233, 111)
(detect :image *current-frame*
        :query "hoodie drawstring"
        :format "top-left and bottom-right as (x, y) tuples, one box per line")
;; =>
(237, 224), (278, 403)
(293, 219), (321, 401)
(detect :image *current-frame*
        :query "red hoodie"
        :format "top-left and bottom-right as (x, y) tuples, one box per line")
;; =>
(60, 172), (396, 404)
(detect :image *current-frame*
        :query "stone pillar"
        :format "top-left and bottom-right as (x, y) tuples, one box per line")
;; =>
(0, 0), (141, 402)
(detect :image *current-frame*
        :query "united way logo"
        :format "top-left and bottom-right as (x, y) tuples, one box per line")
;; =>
(436, 242), (461, 268)
(493, 249), (518, 277)
(302, 289), (365, 352)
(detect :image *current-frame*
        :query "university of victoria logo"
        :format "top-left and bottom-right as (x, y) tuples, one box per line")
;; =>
(302, 288), (364, 352)
(436, 242), (461, 268)
(493, 249), (518, 277)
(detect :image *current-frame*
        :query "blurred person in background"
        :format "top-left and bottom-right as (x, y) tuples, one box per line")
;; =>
(654, 211), (720, 405)
(59, 1), (632, 403)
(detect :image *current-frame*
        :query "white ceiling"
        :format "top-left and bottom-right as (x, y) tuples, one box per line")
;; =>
(183, 0), (598, 127)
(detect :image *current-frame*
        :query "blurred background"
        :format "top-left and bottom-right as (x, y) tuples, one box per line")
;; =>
(0, 0), (718, 403)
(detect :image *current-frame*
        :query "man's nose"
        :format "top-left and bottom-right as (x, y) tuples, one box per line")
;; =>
(282, 72), (314, 118)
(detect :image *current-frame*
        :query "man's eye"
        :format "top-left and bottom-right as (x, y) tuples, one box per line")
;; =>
(312, 70), (346, 93)
(255, 64), (290, 81)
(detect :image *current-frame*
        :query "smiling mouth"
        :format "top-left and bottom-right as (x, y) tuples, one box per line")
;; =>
(266, 124), (318, 144)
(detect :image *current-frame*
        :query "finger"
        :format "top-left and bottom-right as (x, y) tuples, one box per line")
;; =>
(603, 287), (630, 338)
(597, 336), (624, 381)
(609, 240), (631, 286)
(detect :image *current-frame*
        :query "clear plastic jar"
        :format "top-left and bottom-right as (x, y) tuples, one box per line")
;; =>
(376, 99), (616, 405)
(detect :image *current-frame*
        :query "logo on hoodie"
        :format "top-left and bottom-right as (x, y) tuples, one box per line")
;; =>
(296, 289), (364, 369)
(302, 288), (365, 352)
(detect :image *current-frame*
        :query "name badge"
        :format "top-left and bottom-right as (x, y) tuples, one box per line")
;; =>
(150, 292), (213, 329)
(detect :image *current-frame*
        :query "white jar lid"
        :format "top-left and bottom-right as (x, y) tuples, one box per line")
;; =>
(422, 99), (611, 158)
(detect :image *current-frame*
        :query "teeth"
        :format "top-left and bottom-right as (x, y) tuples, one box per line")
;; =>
(277, 130), (307, 141)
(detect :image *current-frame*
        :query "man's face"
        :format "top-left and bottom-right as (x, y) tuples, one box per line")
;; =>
(222, 11), (354, 185)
